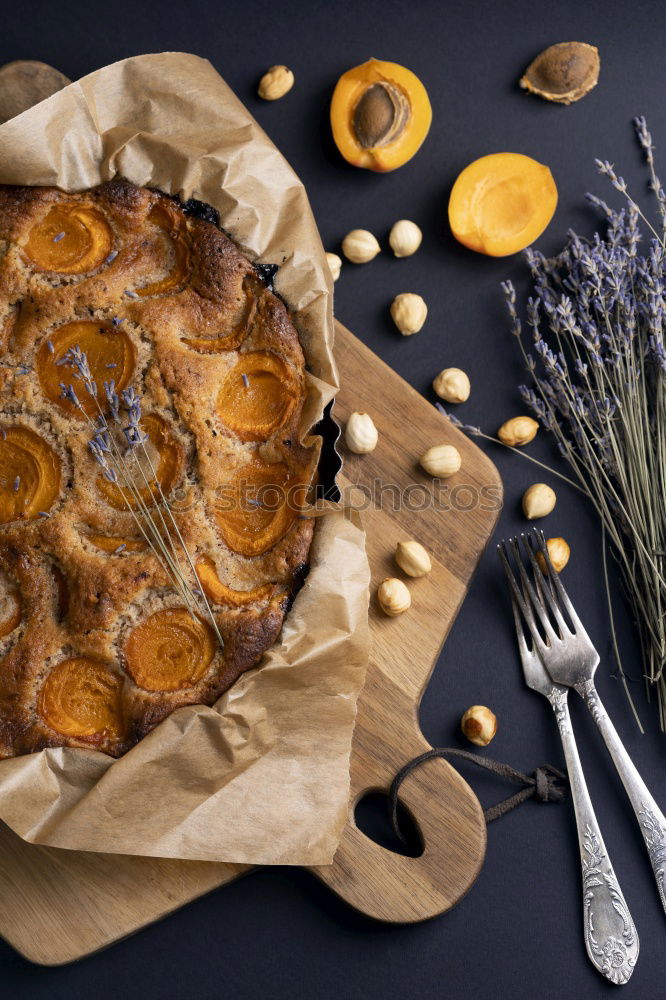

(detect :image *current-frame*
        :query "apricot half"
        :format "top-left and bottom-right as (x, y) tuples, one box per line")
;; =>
(214, 458), (306, 556)
(24, 204), (113, 274)
(97, 414), (180, 511)
(37, 321), (136, 418)
(195, 554), (275, 607)
(124, 607), (216, 691)
(138, 202), (190, 297)
(331, 58), (432, 172)
(0, 426), (61, 523)
(448, 153), (557, 257)
(217, 352), (298, 441)
(38, 657), (123, 739)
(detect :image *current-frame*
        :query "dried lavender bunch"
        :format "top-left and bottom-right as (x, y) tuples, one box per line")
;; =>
(499, 117), (666, 730)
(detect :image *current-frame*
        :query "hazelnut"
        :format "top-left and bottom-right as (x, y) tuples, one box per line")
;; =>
(377, 577), (411, 616)
(257, 65), (295, 101)
(497, 416), (539, 447)
(537, 537), (570, 574)
(342, 229), (381, 264)
(325, 252), (342, 282)
(433, 367), (470, 404)
(390, 292), (428, 335)
(522, 483), (557, 520)
(389, 219), (422, 258)
(395, 540), (431, 578)
(419, 444), (461, 478)
(461, 705), (497, 747)
(345, 411), (378, 454)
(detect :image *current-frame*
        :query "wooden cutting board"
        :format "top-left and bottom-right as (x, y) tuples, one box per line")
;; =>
(0, 321), (502, 964)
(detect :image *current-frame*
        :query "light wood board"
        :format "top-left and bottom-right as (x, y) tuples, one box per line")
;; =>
(0, 321), (502, 964)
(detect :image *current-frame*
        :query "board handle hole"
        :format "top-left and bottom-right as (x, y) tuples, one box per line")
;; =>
(354, 791), (423, 858)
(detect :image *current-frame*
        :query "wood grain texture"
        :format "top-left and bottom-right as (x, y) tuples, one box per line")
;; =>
(0, 322), (502, 965)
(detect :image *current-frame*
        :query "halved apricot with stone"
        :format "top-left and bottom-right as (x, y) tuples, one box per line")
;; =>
(196, 554), (275, 607)
(0, 572), (21, 638)
(0, 426), (61, 523)
(23, 204), (113, 274)
(217, 353), (298, 441)
(124, 607), (216, 691)
(331, 58), (432, 172)
(97, 414), (180, 510)
(214, 458), (306, 556)
(85, 532), (147, 554)
(38, 658), (123, 739)
(138, 203), (190, 297)
(448, 153), (558, 257)
(37, 321), (136, 418)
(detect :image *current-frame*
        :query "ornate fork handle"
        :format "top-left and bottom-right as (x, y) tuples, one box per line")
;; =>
(549, 687), (639, 983)
(577, 678), (666, 914)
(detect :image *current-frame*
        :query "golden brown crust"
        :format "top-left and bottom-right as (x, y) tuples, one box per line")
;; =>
(0, 180), (315, 758)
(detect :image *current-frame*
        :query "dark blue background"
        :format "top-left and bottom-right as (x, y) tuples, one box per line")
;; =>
(1, 1), (665, 997)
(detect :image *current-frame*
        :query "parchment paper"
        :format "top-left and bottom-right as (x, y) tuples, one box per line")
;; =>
(0, 52), (370, 865)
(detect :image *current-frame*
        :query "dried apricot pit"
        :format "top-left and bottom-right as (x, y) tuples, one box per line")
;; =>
(448, 153), (557, 257)
(331, 58), (432, 172)
(520, 42), (600, 105)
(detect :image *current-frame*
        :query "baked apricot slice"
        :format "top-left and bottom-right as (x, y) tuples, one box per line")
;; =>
(214, 458), (306, 556)
(38, 657), (123, 739)
(124, 607), (216, 691)
(85, 532), (147, 554)
(23, 204), (113, 274)
(216, 352), (299, 441)
(138, 203), (190, 297)
(331, 58), (432, 172)
(0, 425), (61, 523)
(195, 554), (275, 607)
(0, 575), (21, 638)
(97, 413), (180, 510)
(37, 321), (136, 418)
(448, 153), (558, 257)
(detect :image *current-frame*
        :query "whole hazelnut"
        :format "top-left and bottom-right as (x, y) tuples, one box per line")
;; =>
(390, 292), (428, 335)
(419, 444), (461, 478)
(461, 705), (497, 747)
(377, 577), (411, 616)
(395, 539), (432, 578)
(497, 416), (539, 447)
(389, 219), (422, 258)
(345, 411), (378, 454)
(433, 367), (470, 404)
(537, 537), (570, 574)
(257, 65), (295, 101)
(342, 229), (381, 264)
(325, 252), (342, 282)
(522, 483), (557, 520)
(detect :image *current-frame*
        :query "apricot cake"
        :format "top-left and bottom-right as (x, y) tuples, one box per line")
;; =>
(0, 179), (317, 758)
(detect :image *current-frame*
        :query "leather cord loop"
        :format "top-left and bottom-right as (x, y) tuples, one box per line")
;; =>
(388, 748), (568, 842)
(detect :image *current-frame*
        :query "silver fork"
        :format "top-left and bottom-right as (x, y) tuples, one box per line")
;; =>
(506, 531), (666, 916)
(499, 536), (639, 985)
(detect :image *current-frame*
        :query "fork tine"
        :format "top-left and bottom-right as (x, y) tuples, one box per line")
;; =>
(522, 532), (570, 636)
(533, 529), (586, 634)
(508, 536), (558, 643)
(497, 540), (547, 653)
